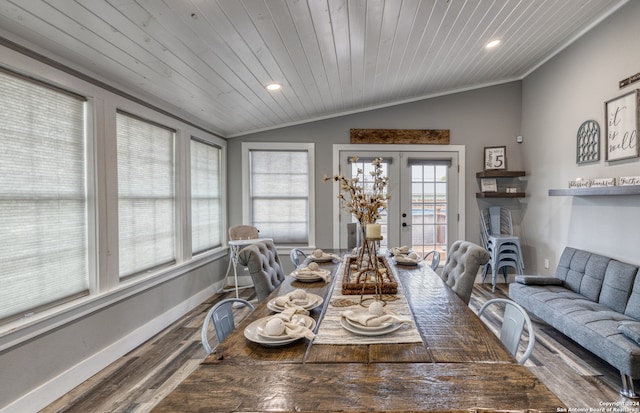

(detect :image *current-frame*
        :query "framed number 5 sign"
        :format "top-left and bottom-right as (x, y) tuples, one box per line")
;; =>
(484, 146), (507, 170)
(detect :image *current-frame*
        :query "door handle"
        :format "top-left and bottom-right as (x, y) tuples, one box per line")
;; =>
(402, 222), (411, 227)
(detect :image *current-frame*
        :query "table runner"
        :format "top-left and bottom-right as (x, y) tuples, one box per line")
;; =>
(312, 259), (424, 345)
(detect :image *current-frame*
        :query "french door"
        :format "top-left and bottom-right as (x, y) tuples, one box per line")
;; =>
(334, 145), (464, 267)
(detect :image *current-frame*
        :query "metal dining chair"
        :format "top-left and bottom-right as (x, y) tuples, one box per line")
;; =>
(478, 298), (535, 364)
(290, 248), (307, 268)
(423, 250), (440, 271)
(201, 298), (255, 354)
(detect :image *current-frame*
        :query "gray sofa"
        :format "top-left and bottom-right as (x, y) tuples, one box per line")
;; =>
(509, 247), (640, 397)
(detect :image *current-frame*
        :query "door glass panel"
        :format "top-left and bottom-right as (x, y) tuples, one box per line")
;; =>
(349, 158), (389, 249)
(411, 163), (449, 266)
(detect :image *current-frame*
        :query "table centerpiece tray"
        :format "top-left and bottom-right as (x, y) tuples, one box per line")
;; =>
(341, 254), (398, 295)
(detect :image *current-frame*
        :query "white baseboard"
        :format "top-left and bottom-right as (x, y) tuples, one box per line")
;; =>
(1, 282), (222, 413)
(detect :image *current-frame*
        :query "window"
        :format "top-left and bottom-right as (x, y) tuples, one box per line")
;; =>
(243, 143), (315, 246)
(191, 138), (222, 254)
(0, 69), (88, 322)
(116, 112), (176, 278)
(349, 157), (390, 248)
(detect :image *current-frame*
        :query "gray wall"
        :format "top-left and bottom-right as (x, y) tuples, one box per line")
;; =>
(521, 0), (640, 273)
(229, 81), (523, 249)
(0, 258), (227, 411)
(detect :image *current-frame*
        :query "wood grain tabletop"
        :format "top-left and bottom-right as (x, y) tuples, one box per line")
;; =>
(153, 252), (564, 412)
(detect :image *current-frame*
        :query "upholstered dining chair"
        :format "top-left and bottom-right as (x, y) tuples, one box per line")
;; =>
(229, 225), (259, 241)
(478, 298), (535, 364)
(237, 240), (286, 302)
(439, 240), (490, 305)
(201, 298), (255, 354)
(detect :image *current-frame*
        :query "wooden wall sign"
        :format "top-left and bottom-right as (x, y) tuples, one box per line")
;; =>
(350, 129), (450, 144)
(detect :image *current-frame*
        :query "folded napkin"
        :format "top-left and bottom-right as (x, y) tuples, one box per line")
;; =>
(390, 246), (410, 256)
(341, 310), (412, 327)
(394, 255), (419, 264)
(273, 293), (313, 311)
(270, 308), (316, 340)
(296, 268), (332, 283)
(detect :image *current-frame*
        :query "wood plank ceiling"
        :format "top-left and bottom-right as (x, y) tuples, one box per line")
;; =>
(0, 0), (627, 138)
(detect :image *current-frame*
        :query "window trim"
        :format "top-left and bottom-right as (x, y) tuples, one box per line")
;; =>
(0, 44), (228, 349)
(241, 142), (316, 248)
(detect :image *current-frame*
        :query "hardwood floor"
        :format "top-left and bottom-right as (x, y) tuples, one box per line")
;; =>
(42, 283), (630, 412)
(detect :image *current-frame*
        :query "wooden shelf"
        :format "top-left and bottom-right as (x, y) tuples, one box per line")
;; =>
(548, 185), (640, 196)
(476, 192), (526, 198)
(476, 170), (526, 178)
(476, 170), (526, 198)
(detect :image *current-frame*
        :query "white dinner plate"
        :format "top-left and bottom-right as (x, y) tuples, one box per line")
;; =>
(244, 317), (314, 347)
(266, 293), (323, 312)
(340, 317), (404, 336)
(255, 315), (316, 341)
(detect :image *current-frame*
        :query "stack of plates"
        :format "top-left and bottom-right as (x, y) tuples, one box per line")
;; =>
(266, 293), (324, 312)
(340, 311), (405, 336)
(291, 268), (330, 282)
(244, 315), (316, 347)
(308, 253), (335, 262)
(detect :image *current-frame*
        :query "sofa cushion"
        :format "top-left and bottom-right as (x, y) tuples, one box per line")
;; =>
(599, 260), (638, 313)
(624, 270), (640, 320)
(554, 247), (609, 301)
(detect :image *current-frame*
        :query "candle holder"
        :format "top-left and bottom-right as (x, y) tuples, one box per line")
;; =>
(357, 236), (385, 307)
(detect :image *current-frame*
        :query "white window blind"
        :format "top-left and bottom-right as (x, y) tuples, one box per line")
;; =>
(116, 112), (175, 277)
(250, 150), (309, 244)
(0, 69), (88, 322)
(191, 138), (222, 254)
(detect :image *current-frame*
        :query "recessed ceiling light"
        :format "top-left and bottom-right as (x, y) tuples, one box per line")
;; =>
(485, 39), (501, 49)
(266, 83), (281, 91)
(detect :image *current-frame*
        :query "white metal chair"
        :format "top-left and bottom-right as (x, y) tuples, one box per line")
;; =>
(423, 250), (440, 271)
(290, 248), (307, 268)
(478, 298), (535, 364)
(201, 298), (255, 354)
(480, 207), (524, 291)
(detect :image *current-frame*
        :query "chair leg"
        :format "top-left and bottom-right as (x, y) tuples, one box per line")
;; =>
(501, 266), (509, 283)
(621, 372), (640, 398)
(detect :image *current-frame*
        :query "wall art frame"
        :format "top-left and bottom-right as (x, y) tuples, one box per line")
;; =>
(605, 89), (639, 161)
(576, 120), (600, 164)
(483, 146), (507, 170)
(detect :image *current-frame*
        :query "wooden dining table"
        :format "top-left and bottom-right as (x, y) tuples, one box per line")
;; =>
(153, 252), (564, 412)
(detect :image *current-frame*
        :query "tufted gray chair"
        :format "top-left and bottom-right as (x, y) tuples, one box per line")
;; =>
(237, 240), (285, 302)
(440, 240), (490, 305)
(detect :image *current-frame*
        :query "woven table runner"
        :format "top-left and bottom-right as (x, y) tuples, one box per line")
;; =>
(312, 260), (424, 345)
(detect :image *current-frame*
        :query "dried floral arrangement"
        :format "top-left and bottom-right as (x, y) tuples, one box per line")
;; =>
(323, 157), (390, 227)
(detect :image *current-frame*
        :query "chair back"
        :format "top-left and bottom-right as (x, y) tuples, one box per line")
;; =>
(478, 298), (535, 364)
(201, 298), (254, 354)
(290, 248), (307, 268)
(423, 250), (441, 271)
(487, 206), (513, 235)
(237, 240), (285, 302)
(229, 225), (259, 240)
(440, 240), (490, 304)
